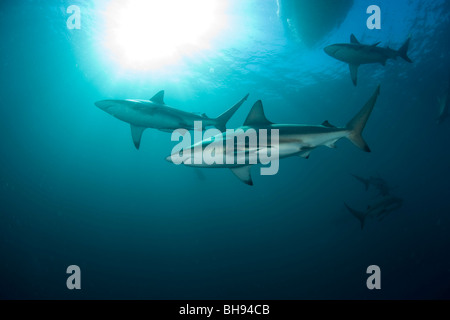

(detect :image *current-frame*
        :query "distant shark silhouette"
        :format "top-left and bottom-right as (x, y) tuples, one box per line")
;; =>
(167, 86), (380, 185)
(324, 34), (412, 86)
(345, 195), (403, 229)
(95, 91), (249, 149)
(351, 174), (392, 196)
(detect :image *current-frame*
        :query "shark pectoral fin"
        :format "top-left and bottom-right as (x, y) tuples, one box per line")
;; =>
(345, 203), (366, 229)
(230, 166), (253, 186)
(297, 147), (314, 159)
(326, 141), (337, 148)
(130, 125), (146, 150)
(298, 150), (312, 159)
(150, 90), (165, 104)
(351, 174), (370, 190)
(349, 64), (359, 86)
(398, 36), (413, 63)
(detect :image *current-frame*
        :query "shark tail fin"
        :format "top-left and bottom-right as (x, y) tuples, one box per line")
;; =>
(214, 94), (249, 131)
(398, 36), (413, 63)
(345, 203), (366, 229)
(345, 85), (380, 152)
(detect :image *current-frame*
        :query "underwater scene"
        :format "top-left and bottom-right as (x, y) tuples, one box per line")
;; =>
(0, 0), (449, 299)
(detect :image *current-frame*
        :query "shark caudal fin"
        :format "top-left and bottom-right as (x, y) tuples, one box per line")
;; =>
(346, 85), (380, 152)
(345, 203), (366, 229)
(214, 93), (249, 131)
(398, 36), (413, 63)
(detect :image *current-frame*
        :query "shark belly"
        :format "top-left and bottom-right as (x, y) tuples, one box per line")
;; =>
(115, 108), (190, 130)
(186, 128), (351, 167)
(279, 128), (350, 154)
(334, 48), (386, 65)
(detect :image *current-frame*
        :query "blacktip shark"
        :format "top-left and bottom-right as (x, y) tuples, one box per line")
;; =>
(437, 91), (449, 124)
(351, 174), (392, 196)
(95, 91), (249, 149)
(167, 86), (380, 185)
(324, 34), (412, 86)
(345, 195), (403, 229)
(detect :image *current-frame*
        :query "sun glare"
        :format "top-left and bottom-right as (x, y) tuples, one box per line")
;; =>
(101, 0), (225, 71)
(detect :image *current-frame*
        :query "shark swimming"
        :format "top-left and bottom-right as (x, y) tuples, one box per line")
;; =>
(95, 91), (249, 149)
(324, 34), (412, 86)
(351, 174), (392, 196)
(167, 86), (381, 185)
(345, 195), (403, 229)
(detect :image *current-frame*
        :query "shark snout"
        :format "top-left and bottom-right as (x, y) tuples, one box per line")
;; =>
(166, 150), (194, 165)
(165, 155), (174, 163)
(324, 45), (339, 57)
(95, 100), (113, 111)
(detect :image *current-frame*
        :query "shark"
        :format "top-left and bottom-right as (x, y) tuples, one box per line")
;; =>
(345, 195), (403, 229)
(324, 34), (412, 86)
(166, 86), (380, 185)
(95, 91), (249, 149)
(351, 174), (392, 196)
(437, 91), (449, 124)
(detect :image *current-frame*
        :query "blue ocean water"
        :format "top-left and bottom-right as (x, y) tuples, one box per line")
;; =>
(0, 0), (449, 299)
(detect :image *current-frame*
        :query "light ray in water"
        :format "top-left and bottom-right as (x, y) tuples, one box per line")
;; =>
(99, 0), (227, 71)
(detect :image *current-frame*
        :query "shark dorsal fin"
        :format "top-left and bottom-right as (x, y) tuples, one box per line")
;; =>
(350, 34), (360, 44)
(230, 166), (253, 185)
(322, 120), (336, 128)
(243, 100), (273, 126)
(371, 41), (381, 47)
(150, 90), (165, 104)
